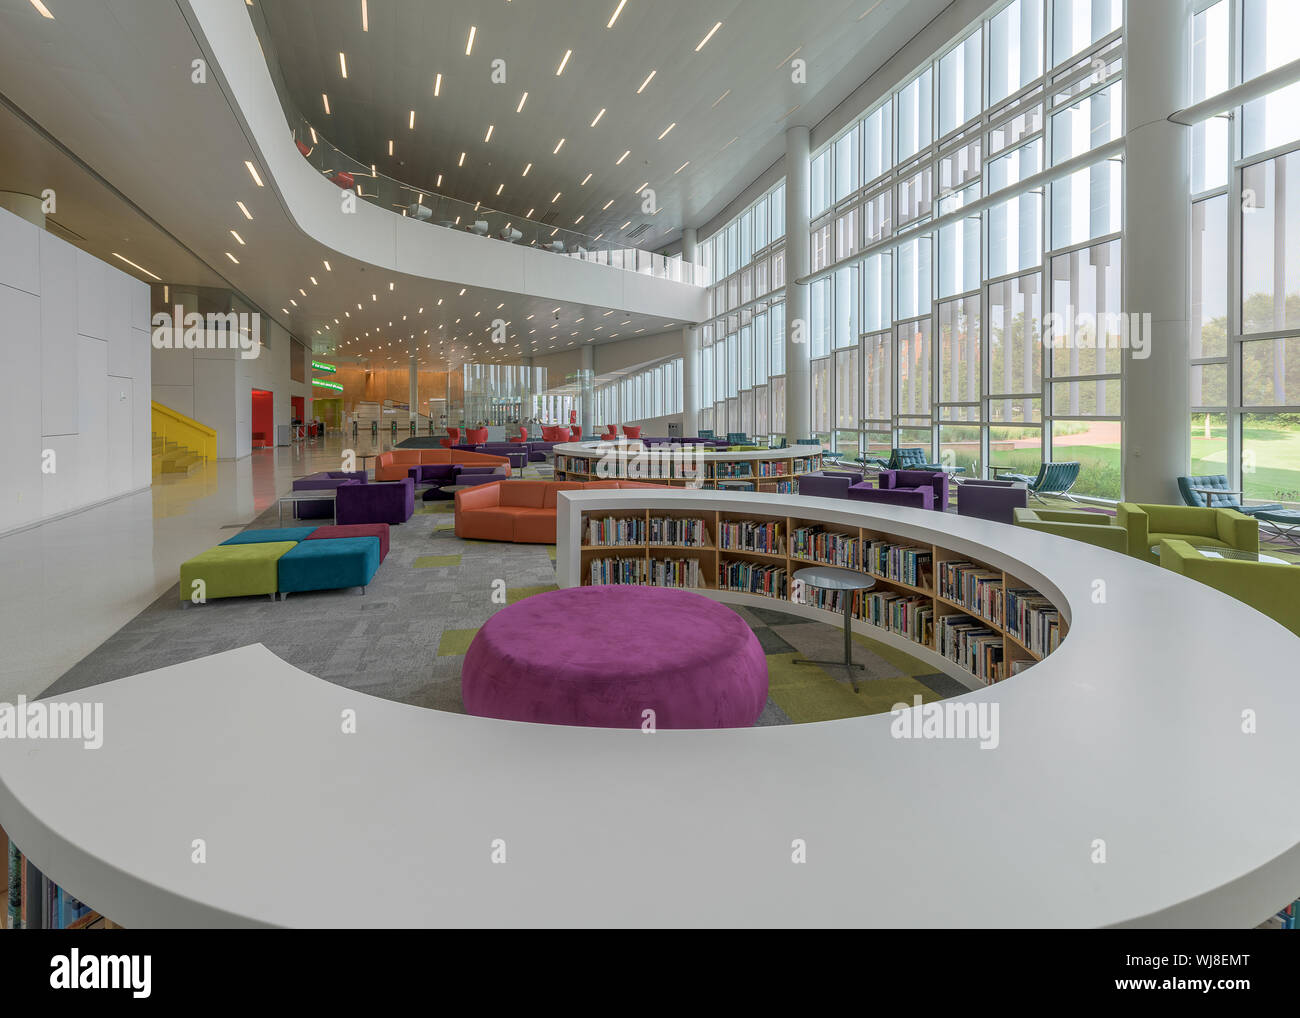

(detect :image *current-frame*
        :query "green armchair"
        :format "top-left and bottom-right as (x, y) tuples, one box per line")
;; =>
(1159, 540), (1300, 638)
(1117, 503), (1258, 562)
(1013, 507), (1128, 553)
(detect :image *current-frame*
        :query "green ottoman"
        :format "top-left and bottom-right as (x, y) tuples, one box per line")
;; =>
(179, 542), (298, 603)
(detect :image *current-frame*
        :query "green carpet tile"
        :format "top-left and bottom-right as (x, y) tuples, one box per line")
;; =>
(42, 500), (956, 726)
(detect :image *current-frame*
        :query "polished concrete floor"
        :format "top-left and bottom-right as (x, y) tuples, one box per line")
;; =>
(0, 432), (391, 702)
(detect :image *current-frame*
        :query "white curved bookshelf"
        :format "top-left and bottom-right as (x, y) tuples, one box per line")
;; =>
(552, 440), (825, 491)
(3, 490), (1300, 928)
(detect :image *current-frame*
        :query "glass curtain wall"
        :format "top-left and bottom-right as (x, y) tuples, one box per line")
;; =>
(1190, 0), (1300, 509)
(593, 357), (685, 428)
(696, 182), (787, 441)
(801, 0), (1125, 496)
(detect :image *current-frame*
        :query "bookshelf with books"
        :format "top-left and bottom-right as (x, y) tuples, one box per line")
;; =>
(549, 442), (825, 489)
(566, 501), (1069, 688)
(3, 823), (115, 930)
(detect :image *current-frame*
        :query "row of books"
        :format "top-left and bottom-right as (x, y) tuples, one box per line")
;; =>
(938, 561), (1004, 626)
(588, 556), (649, 585)
(648, 557), (702, 588)
(719, 559), (788, 599)
(795, 583), (857, 615)
(1005, 588), (1063, 656)
(790, 526), (860, 568)
(647, 516), (707, 547)
(710, 462), (754, 478)
(587, 515), (646, 546)
(756, 480), (797, 494)
(7, 841), (97, 930)
(865, 542), (934, 589)
(863, 591), (935, 647)
(937, 614), (1005, 684)
(718, 518), (784, 554)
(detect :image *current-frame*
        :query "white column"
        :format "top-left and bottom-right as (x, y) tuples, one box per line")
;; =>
(408, 351), (418, 426)
(1122, 0), (1193, 503)
(580, 344), (594, 438)
(784, 125), (811, 444)
(680, 226), (699, 437)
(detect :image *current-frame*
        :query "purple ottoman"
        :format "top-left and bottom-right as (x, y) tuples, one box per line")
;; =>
(847, 481), (935, 510)
(336, 477), (414, 525)
(462, 587), (769, 729)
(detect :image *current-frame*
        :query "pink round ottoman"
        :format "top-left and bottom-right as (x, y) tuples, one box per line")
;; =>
(462, 586), (769, 729)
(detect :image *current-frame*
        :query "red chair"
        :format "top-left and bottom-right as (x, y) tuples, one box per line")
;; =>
(509, 427), (528, 443)
(623, 425), (642, 439)
(604, 425), (618, 440)
(467, 427), (489, 444)
(440, 426), (461, 450)
(570, 426), (582, 440)
(295, 138), (313, 158)
(331, 170), (355, 190)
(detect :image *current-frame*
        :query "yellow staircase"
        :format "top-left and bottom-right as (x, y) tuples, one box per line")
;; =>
(152, 402), (216, 478)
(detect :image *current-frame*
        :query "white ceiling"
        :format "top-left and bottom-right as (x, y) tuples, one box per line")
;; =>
(259, 0), (950, 251)
(0, 0), (950, 370)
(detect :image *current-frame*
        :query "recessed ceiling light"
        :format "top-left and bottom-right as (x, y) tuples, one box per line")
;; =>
(28, 0), (54, 18)
(389, 281), (395, 290)
(466, 26), (476, 55)
(636, 70), (655, 93)
(620, 220), (631, 229)
(633, 181), (648, 194)
(388, 139), (394, 155)
(235, 200), (253, 220)
(522, 162), (532, 176)
(695, 21), (722, 51)
(526, 208), (535, 217)
(339, 52), (348, 78)
(409, 110), (415, 129)
(436, 173), (443, 186)
(324, 260), (332, 270)
(226, 252), (239, 264)
(459, 288), (467, 295)
(292, 299), (299, 307)
(616, 150), (630, 165)
(111, 253), (159, 280)
(229, 229), (245, 245)
(322, 93), (331, 114)
(516, 91), (528, 113)
(551, 192), (562, 203)
(658, 122), (676, 140)
(244, 161), (264, 186)
(591, 108), (606, 127)
(602, 199), (614, 210)
(496, 183), (504, 195)
(361, 0), (368, 31)
(606, 0), (627, 28)
(433, 73), (442, 96)
(459, 152), (466, 166)
(575, 215), (585, 224)
(484, 124), (494, 143)
(553, 138), (565, 154)
(556, 49), (572, 75)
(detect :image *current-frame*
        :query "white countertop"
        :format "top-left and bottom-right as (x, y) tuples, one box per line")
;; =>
(3, 490), (1300, 927)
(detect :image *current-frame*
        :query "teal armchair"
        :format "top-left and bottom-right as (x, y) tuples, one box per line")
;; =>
(1159, 540), (1300, 638)
(1117, 503), (1258, 562)
(1013, 508), (1128, 553)
(998, 461), (1082, 503)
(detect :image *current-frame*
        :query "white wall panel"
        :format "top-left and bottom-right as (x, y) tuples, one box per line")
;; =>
(75, 337), (108, 500)
(39, 230), (77, 437)
(105, 266), (134, 377)
(107, 375), (134, 496)
(0, 283), (43, 532)
(131, 328), (152, 489)
(0, 208), (39, 297)
(75, 249), (108, 341)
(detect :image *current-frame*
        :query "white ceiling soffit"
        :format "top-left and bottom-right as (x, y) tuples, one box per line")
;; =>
(0, 0), (690, 365)
(259, 0), (951, 251)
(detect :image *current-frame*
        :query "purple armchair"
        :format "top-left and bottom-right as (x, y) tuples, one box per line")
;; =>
(293, 472), (365, 519)
(848, 470), (949, 512)
(337, 477), (415, 525)
(956, 478), (1028, 524)
(799, 470), (864, 499)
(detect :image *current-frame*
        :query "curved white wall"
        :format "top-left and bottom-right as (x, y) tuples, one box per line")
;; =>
(183, 0), (710, 325)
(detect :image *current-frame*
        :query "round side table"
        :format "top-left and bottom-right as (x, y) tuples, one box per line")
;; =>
(791, 565), (877, 693)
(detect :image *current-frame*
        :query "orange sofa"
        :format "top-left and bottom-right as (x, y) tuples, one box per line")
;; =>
(454, 479), (671, 544)
(373, 448), (511, 482)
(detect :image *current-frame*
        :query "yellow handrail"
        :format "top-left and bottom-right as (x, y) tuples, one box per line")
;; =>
(152, 401), (217, 462)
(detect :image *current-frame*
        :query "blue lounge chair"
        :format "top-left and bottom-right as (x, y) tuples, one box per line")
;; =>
(1176, 474), (1284, 515)
(996, 461), (1082, 503)
(888, 447), (943, 471)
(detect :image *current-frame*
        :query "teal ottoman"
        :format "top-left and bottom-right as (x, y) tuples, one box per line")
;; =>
(222, 527), (317, 545)
(277, 537), (381, 598)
